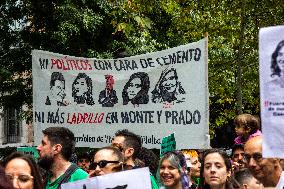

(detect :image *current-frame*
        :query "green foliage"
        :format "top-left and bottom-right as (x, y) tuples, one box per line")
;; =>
(2, 0), (284, 146)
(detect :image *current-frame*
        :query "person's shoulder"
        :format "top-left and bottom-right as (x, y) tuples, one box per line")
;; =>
(275, 171), (284, 189)
(69, 168), (89, 182)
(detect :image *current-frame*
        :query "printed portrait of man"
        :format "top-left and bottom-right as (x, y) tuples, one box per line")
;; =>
(45, 72), (67, 106)
(98, 75), (118, 107)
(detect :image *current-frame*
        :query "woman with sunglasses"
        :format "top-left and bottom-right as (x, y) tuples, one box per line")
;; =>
(157, 151), (190, 189)
(89, 146), (124, 177)
(2, 152), (44, 189)
(200, 149), (233, 189)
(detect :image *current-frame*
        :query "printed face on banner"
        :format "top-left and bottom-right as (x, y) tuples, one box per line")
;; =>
(276, 46), (284, 71)
(52, 80), (65, 100)
(73, 78), (88, 96)
(160, 69), (178, 93)
(152, 68), (185, 104)
(72, 73), (94, 105)
(127, 77), (142, 100)
(122, 72), (150, 105)
(106, 75), (114, 90)
(45, 72), (66, 106)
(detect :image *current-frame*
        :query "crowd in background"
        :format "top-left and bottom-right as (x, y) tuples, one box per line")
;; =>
(0, 113), (283, 189)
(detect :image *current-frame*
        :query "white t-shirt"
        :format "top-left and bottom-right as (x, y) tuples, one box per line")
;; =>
(275, 171), (284, 189)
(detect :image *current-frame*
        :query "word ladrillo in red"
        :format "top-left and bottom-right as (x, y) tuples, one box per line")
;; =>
(67, 112), (104, 124)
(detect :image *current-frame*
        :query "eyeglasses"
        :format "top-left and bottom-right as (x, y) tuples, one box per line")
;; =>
(244, 153), (263, 163)
(6, 174), (34, 183)
(89, 160), (120, 169)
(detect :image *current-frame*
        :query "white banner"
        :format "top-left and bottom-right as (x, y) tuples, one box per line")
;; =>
(61, 167), (151, 189)
(259, 25), (284, 158)
(32, 38), (209, 149)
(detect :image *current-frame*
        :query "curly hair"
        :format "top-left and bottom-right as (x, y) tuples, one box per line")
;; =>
(137, 147), (159, 175)
(234, 114), (260, 135)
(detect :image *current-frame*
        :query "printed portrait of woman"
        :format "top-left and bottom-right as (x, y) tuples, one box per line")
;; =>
(268, 40), (284, 87)
(152, 67), (186, 103)
(122, 72), (150, 106)
(72, 73), (95, 105)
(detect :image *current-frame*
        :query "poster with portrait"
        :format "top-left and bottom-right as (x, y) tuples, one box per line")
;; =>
(32, 37), (209, 149)
(61, 167), (151, 189)
(259, 25), (284, 158)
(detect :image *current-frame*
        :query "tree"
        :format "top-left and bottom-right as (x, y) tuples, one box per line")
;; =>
(2, 0), (284, 146)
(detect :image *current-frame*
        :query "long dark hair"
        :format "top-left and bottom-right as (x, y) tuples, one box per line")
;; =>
(0, 165), (14, 189)
(72, 73), (94, 105)
(271, 40), (284, 77)
(200, 149), (233, 189)
(2, 152), (44, 189)
(122, 72), (150, 105)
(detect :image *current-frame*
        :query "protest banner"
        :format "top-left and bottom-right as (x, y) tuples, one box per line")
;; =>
(160, 133), (176, 156)
(17, 146), (39, 159)
(61, 167), (151, 189)
(259, 25), (284, 158)
(32, 37), (209, 149)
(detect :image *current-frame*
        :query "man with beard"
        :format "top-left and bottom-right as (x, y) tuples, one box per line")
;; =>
(111, 129), (142, 169)
(37, 127), (88, 189)
(231, 144), (246, 171)
(244, 136), (284, 188)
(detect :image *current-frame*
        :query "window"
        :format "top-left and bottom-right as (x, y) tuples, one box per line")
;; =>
(4, 107), (22, 143)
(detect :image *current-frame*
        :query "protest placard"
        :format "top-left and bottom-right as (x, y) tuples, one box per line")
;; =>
(17, 146), (39, 159)
(259, 25), (284, 158)
(160, 133), (176, 156)
(32, 37), (209, 149)
(61, 167), (151, 189)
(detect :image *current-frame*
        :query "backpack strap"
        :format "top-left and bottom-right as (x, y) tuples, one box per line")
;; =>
(57, 163), (79, 189)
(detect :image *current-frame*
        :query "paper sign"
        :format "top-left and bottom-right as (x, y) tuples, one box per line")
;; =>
(17, 147), (39, 159)
(259, 25), (284, 158)
(160, 133), (176, 156)
(61, 167), (151, 189)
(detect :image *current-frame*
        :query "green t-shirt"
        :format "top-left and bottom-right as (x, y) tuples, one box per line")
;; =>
(150, 174), (159, 189)
(45, 167), (88, 189)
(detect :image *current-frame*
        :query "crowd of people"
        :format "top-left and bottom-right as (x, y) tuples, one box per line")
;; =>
(0, 113), (283, 189)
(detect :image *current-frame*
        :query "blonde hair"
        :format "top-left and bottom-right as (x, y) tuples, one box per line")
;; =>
(181, 149), (198, 158)
(234, 114), (260, 134)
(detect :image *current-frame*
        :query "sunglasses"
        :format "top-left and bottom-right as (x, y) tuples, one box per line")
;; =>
(89, 160), (120, 169)
(6, 174), (34, 183)
(243, 152), (262, 163)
